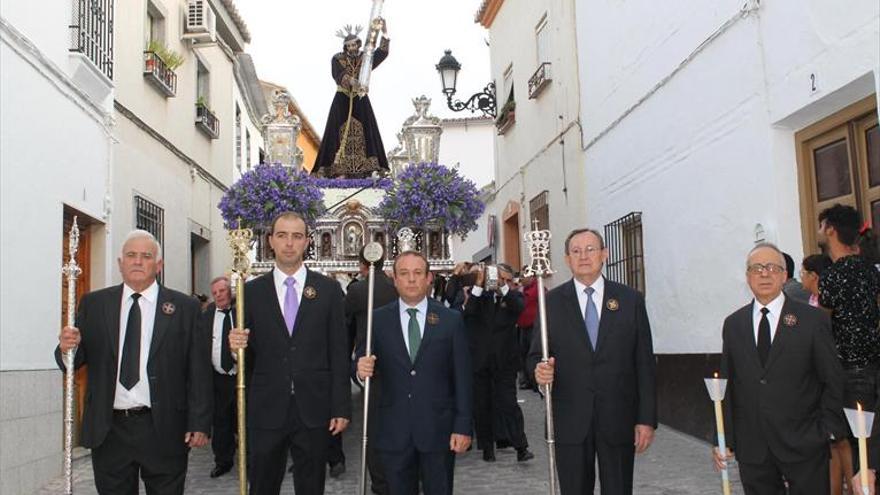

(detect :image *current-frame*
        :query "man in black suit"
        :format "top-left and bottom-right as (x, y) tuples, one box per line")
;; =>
(345, 246), (398, 494)
(229, 211), (351, 495)
(463, 264), (533, 462)
(56, 230), (212, 494)
(357, 251), (473, 495)
(712, 242), (845, 494)
(530, 228), (656, 494)
(200, 275), (237, 478)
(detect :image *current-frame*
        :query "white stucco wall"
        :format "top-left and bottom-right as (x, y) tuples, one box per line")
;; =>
(575, 0), (880, 353)
(1, 6), (114, 492)
(481, 0), (587, 284)
(439, 117), (495, 189)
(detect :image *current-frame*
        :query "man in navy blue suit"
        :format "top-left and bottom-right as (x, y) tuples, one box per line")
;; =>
(357, 250), (473, 495)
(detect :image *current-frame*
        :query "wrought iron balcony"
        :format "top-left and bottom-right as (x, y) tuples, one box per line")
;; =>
(528, 62), (552, 99)
(143, 52), (177, 97)
(69, 0), (114, 79)
(195, 103), (220, 139)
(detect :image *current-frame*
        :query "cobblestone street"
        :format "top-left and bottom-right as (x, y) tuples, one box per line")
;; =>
(38, 384), (741, 494)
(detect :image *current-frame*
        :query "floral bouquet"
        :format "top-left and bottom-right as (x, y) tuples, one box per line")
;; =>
(379, 163), (484, 238)
(218, 163), (325, 229)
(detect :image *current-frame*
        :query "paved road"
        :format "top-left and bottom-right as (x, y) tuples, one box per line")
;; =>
(38, 385), (741, 494)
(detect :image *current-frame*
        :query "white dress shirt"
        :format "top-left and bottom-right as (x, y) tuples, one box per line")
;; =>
(574, 276), (605, 323)
(273, 264), (307, 317)
(752, 292), (785, 345)
(211, 306), (236, 375)
(114, 281), (159, 409)
(399, 297), (428, 352)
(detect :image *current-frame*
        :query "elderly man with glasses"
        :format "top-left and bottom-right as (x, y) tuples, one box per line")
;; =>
(712, 242), (845, 495)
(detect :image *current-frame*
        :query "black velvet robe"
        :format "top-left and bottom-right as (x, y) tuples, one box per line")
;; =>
(314, 38), (390, 178)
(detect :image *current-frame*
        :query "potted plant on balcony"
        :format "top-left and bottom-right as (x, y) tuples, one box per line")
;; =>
(495, 100), (516, 132)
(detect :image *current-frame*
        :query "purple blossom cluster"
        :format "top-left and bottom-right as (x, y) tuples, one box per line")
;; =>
(218, 163), (326, 229)
(379, 162), (485, 238)
(313, 177), (393, 189)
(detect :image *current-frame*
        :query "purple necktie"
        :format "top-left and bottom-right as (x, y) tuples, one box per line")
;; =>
(283, 277), (298, 335)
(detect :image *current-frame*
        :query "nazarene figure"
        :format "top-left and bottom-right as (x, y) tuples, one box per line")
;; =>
(314, 23), (390, 178)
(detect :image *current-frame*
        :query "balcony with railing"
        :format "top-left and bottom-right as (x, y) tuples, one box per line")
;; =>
(143, 51), (177, 97)
(195, 103), (220, 139)
(528, 62), (552, 99)
(69, 0), (114, 80)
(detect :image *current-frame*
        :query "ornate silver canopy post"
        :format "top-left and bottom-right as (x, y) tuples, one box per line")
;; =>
(228, 222), (253, 495)
(358, 241), (384, 495)
(61, 217), (82, 495)
(523, 220), (558, 495)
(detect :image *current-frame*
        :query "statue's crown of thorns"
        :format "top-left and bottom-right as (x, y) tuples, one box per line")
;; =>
(336, 24), (363, 41)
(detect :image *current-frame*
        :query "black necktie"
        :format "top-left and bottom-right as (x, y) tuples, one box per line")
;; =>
(221, 308), (233, 373)
(757, 307), (771, 366)
(120, 293), (142, 390)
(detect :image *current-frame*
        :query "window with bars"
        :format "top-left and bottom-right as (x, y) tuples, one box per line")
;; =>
(246, 129), (252, 170)
(235, 105), (242, 171)
(604, 212), (645, 294)
(529, 190), (550, 231)
(134, 195), (165, 281)
(69, 0), (115, 79)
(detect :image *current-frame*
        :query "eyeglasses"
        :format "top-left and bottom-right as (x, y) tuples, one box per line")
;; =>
(569, 246), (603, 257)
(747, 263), (786, 274)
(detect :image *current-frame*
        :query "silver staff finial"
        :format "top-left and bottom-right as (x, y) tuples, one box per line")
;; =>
(524, 221), (554, 277)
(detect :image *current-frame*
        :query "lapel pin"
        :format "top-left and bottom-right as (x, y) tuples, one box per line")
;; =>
(427, 312), (440, 325)
(303, 286), (317, 300)
(161, 302), (176, 315)
(606, 299), (620, 311)
(783, 313), (798, 327)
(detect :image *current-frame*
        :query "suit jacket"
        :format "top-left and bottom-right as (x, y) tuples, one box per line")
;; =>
(527, 278), (657, 445)
(345, 272), (398, 352)
(720, 297), (845, 464)
(243, 269), (351, 430)
(463, 288), (524, 371)
(54, 284), (212, 455)
(360, 299), (473, 452)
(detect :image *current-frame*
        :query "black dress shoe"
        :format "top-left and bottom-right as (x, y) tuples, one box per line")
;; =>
(482, 449), (496, 462)
(516, 448), (535, 462)
(210, 463), (233, 478)
(329, 461), (346, 478)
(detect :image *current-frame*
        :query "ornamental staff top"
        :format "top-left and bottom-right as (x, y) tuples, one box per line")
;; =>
(524, 219), (554, 277)
(228, 221), (254, 275)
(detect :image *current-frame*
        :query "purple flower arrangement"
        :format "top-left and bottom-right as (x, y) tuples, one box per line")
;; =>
(218, 163), (326, 229)
(379, 163), (485, 238)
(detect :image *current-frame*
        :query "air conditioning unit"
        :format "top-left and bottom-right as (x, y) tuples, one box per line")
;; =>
(183, 0), (216, 42)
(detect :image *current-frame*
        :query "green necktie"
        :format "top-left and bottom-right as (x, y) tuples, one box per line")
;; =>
(406, 308), (421, 362)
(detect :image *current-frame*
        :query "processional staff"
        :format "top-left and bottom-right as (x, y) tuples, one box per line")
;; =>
(358, 241), (384, 495)
(61, 217), (82, 495)
(228, 221), (253, 495)
(523, 220), (558, 495)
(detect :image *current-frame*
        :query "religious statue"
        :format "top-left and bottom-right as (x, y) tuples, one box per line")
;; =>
(313, 22), (391, 178)
(345, 223), (364, 255)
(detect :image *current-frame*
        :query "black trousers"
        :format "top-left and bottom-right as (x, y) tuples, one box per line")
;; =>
(738, 448), (830, 495)
(556, 426), (635, 495)
(379, 446), (455, 495)
(518, 325), (535, 386)
(92, 411), (188, 495)
(473, 363), (527, 451)
(249, 394), (328, 495)
(367, 442), (391, 495)
(212, 372), (237, 467)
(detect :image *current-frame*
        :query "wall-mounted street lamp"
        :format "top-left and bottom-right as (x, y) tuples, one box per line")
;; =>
(435, 50), (496, 119)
